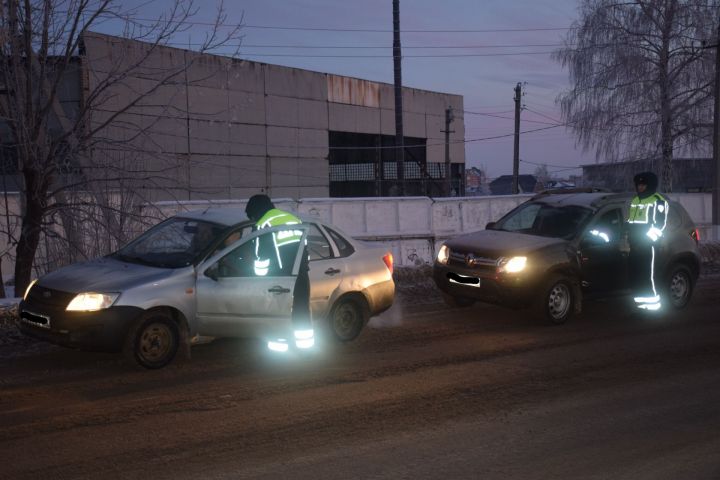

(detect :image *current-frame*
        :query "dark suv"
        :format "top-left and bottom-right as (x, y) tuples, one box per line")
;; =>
(433, 192), (701, 323)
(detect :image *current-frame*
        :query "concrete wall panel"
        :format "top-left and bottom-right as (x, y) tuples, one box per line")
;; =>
(328, 102), (357, 132)
(264, 64), (326, 100)
(229, 155), (266, 189)
(431, 200), (462, 234)
(228, 90), (266, 124)
(355, 106), (381, 134)
(227, 124), (266, 156)
(365, 201), (399, 235)
(297, 129), (328, 158)
(226, 60), (265, 93)
(380, 108), (395, 135)
(187, 86), (230, 120)
(266, 127), (297, 157)
(403, 111), (426, 138)
(266, 95), (299, 128)
(297, 99), (329, 130)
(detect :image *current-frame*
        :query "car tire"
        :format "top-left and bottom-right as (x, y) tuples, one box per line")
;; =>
(536, 275), (575, 325)
(124, 312), (180, 369)
(441, 292), (475, 308)
(328, 297), (369, 342)
(664, 263), (694, 310)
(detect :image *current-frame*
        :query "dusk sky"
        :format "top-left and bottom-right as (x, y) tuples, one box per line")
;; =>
(109, 0), (596, 181)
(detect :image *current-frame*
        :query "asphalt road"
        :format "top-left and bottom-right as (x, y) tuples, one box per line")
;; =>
(1, 273), (719, 480)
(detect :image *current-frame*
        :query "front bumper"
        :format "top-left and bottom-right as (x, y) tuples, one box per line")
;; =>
(18, 300), (144, 352)
(433, 263), (538, 308)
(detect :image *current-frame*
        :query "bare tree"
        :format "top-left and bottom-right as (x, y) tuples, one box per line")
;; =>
(554, 0), (719, 192)
(0, 0), (242, 295)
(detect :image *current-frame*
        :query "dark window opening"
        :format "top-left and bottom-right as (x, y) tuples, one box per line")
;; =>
(328, 131), (462, 197)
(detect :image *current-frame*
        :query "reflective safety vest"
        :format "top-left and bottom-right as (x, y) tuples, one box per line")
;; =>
(626, 192), (668, 242)
(253, 208), (302, 275)
(255, 208), (303, 246)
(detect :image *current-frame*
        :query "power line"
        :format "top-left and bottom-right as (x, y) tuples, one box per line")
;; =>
(103, 17), (572, 33)
(210, 51), (558, 59)
(166, 42), (570, 49)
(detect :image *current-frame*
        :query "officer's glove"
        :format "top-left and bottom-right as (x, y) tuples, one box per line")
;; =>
(646, 226), (662, 242)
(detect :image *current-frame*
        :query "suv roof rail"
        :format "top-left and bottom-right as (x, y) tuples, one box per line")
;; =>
(531, 187), (612, 198)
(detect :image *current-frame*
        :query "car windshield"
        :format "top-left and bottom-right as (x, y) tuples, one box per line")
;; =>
(113, 218), (226, 268)
(492, 202), (594, 240)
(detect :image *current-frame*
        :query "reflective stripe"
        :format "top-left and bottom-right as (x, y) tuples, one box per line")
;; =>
(267, 340), (289, 352)
(254, 259), (270, 276)
(294, 329), (315, 349)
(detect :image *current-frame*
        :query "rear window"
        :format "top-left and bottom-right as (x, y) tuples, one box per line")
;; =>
(325, 227), (355, 257)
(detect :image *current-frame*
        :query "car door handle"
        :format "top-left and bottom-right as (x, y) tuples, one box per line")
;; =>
(324, 268), (341, 276)
(268, 286), (291, 294)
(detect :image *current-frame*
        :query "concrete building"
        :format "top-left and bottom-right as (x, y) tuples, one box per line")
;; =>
(2, 32), (466, 201)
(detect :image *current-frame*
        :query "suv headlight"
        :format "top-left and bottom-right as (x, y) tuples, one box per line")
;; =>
(498, 256), (527, 274)
(66, 293), (119, 312)
(437, 244), (450, 265)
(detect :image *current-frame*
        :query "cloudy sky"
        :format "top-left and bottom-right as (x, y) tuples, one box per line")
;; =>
(110, 0), (596, 181)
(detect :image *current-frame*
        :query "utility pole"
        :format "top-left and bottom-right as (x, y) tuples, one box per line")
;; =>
(713, 17), (720, 239)
(392, 0), (405, 196)
(512, 82), (522, 195)
(443, 106), (455, 196)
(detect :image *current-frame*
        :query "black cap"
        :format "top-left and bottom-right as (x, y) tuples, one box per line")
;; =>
(633, 171), (658, 197)
(245, 194), (274, 221)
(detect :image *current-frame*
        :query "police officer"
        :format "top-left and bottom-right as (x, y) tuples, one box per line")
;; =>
(626, 172), (668, 311)
(245, 194), (314, 351)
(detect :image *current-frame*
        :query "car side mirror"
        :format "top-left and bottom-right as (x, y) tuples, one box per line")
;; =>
(486, 221), (496, 230)
(205, 264), (219, 281)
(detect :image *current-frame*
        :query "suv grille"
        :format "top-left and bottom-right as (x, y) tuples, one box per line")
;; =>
(26, 285), (76, 310)
(448, 251), (498, 272)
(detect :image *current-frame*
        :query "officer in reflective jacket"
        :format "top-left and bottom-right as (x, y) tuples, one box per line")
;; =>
(245, 194), (314, 351)
(626, 172), (668, 311)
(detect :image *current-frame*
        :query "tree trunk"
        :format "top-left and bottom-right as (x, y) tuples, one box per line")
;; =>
(14, 169), (46, 296)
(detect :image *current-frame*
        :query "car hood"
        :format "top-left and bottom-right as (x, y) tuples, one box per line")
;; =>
(445, 229), (566, 257)
(38, 256), (179, 293)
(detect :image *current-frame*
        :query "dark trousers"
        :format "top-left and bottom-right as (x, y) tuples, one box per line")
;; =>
(629, 242), (656, 298)
(279, 245), (311, 330)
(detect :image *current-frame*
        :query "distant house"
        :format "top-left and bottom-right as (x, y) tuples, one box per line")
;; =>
(581, 158), (711, 192)
(489, 174), (538, 195)
(465, 167), (490, 195)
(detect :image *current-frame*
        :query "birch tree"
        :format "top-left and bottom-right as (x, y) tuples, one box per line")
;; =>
(0, 0), (242, 295)
(555, 0), (719, 192)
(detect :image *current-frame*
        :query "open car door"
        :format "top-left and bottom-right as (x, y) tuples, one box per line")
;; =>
(195, 225), (309, 340)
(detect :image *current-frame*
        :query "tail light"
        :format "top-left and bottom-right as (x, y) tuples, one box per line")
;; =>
(691, 228), (700, 244)
(382, 252), (394, 274)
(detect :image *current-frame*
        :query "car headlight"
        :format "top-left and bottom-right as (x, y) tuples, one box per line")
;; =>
(437, 244), (450, 265)
(66, 293), (119, 312)
(23, 279), (38, 301)
(498, 256), (527, 273)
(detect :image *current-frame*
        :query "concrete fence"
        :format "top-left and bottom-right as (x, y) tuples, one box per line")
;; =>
(1, 192), (715, 280)
(154, 193), (714, 267)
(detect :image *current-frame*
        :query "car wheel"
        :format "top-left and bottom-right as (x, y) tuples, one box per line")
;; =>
(441, 292), (475, 308)
(537, 275), (575, 325)
(125, 312), (180, 369)
(328, 297), (369, 342)
(664, 264), (694, 309)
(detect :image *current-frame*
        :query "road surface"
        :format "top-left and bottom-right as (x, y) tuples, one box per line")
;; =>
(1, 271), (719, 479)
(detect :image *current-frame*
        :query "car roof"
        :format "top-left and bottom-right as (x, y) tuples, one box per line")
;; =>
(530, 192), (632, 208)
(176, 207), (249, 226)
(175, 207), (331, 229)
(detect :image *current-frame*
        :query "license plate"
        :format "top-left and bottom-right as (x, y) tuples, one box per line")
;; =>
(447, 272), (481, 288)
